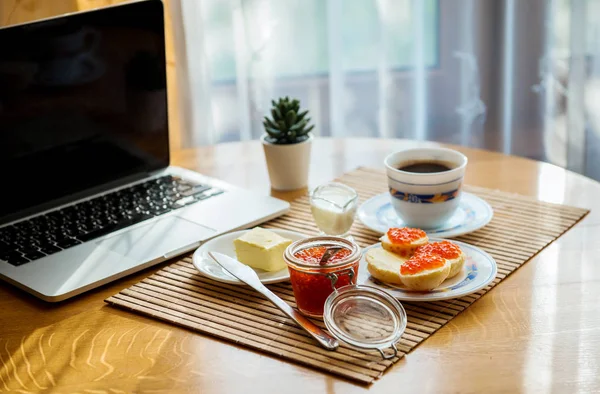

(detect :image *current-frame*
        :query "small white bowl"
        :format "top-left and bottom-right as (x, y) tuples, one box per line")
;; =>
(384, 148), (468, 229)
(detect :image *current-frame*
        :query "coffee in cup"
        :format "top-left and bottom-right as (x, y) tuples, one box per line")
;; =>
(384, 148), (468, 229)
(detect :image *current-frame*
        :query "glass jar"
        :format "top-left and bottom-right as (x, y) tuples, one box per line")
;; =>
(284, 236), (361, 318)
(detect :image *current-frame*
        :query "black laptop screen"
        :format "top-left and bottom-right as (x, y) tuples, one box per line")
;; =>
(0, 0), (169, 220)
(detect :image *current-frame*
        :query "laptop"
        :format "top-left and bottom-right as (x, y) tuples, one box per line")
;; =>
(0, 0), (289, 301)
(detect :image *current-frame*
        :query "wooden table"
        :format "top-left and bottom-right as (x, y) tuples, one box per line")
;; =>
(1, 138), (599, 393)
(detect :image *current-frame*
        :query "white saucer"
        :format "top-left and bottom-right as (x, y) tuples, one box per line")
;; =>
(358, 239), (497, 302)
(192, 229), (307, 285)
(357, 192), (493, 237)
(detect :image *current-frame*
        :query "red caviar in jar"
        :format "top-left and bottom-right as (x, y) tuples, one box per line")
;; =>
(400, 252), (445, 275)
(293, 246), (352, 265)
(387, 227), (427, 245)
(285, 241), (359, 317)
(416, 241), (462, 259)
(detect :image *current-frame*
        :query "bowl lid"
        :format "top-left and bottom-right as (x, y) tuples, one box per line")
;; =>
(323, 284), (407, 359)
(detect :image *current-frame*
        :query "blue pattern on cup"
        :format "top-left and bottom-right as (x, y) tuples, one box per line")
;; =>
(389, 188), (460, 204)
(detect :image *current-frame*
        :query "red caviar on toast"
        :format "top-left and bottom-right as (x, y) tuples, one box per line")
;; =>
(380, 227), (428, 257)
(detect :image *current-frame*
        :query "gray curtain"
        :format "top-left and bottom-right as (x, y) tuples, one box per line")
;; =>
(172, 0), (600, 180)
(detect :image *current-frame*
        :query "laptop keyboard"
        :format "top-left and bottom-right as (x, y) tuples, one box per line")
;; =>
(0, 175), (223, 267)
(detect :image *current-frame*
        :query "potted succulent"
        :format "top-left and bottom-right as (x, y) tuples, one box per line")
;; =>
(262, 97), (315, 190)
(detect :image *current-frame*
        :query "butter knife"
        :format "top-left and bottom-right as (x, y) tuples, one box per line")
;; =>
(208, 251), (339, 351)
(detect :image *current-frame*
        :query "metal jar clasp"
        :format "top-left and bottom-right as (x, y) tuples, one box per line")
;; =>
(326, 269), (355, 291)
(377, 343), (398, 360)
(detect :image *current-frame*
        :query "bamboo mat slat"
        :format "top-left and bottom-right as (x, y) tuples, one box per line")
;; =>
(106, 167), (589, 385)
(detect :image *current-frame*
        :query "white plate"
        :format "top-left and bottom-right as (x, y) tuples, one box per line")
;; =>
(357, 238), (497, 302)
(357, 192), (493, 237)
(192, 229), (307, 285)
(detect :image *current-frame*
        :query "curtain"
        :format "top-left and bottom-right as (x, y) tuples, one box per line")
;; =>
(172, 0), (600, 181)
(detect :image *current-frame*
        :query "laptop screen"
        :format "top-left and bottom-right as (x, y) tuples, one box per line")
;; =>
(0, 0), (169, 220)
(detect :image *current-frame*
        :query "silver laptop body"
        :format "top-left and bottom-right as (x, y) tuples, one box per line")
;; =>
(0, 1), (289, 301)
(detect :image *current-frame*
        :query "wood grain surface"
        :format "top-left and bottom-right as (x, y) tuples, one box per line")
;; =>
(1, 138), (600, 393)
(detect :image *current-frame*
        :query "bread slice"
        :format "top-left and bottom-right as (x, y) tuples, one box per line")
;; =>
(380, 233), (428, 258)
(398, 253), (451, 291)
(365, 247), (408, 285)
(447, 252), (465, 278)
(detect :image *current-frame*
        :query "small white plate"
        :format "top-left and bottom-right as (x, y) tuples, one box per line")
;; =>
(358, 238), (497, 302)
(357, 192), (493, 238)
(192, 229), (307, 285)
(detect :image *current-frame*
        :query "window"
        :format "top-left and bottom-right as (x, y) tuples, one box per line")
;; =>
(200, 0), (439, 83)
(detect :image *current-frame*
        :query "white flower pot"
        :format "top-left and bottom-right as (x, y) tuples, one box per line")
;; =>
(261, 133), (313, 191)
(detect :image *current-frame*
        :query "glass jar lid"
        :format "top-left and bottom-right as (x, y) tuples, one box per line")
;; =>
(323, 284), (407, 359)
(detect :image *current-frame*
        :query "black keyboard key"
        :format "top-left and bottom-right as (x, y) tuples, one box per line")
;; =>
(1, 251), (22, 261)
(55, 237), (81, 249)
(0, 240), (11, 253)
(60, 229), (77, 238)
(77, 224), (123, 242)
(44, 233), (58, 241)
(38, 244), (62, 255)
(6, 256), (30, 266)
(127, 212), (153, 223)
(23, 251), (46, 261)
(77, 230), (107, 242)
(15, 247), (40, 255)
(12, 240), (28, 250)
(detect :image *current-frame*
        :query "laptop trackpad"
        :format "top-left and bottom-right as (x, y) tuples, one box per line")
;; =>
(96, 216), (215, 261)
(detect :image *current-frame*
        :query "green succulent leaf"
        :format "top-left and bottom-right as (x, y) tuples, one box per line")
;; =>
(304, 124), (315, 134)
(290, 118), (309, 131)
(285, 110), (297, 128)
(295, 110), (308, 122)
(265, 116), (278, 128)
(265, 126), (282, 136)
(272, 107), (282, 120)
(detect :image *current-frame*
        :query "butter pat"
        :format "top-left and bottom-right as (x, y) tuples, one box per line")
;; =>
(233, 228), (292, 272)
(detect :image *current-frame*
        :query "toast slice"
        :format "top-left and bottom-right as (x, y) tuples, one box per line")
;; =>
(365, 247), (407, 285)
(447, 253), (465, 278)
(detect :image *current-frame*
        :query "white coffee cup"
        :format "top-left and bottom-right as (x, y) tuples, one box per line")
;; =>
(384, 148), (468, 229)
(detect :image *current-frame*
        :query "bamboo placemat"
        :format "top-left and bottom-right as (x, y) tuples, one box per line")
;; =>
(106, 167), (589, 384)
